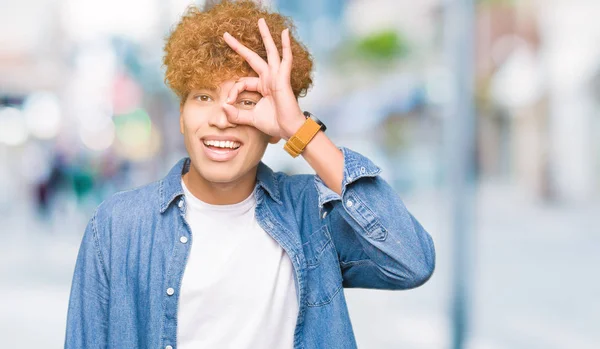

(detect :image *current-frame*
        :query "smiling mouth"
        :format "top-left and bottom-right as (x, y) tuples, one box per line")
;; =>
(202, 139), (241, 150)
(201, 139), (242, 161)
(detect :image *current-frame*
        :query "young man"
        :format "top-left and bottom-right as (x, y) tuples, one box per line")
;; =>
(65, 1), (435, 348)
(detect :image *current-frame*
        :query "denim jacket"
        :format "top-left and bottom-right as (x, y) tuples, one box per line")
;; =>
(65, 147), (435, 349)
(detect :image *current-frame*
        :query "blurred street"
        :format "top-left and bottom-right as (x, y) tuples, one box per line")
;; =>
(2, 180), (598, 349)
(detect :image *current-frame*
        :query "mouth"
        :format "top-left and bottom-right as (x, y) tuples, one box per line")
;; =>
(201, 139), (242, 162)
(203, 139), (241, 150)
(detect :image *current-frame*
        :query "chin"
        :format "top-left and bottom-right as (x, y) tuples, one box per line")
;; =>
(199, 165), (244, 183)
(205, 173), (239, 184)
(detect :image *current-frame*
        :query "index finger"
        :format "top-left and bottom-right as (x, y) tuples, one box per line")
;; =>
(258, 18), (280, 69)
(223, 32), (268, 75)
(225, 77), (261, 105)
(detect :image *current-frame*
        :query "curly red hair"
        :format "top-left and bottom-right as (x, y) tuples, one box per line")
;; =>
(163, 0), (314, 103)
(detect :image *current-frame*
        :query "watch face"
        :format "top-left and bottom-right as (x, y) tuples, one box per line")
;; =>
(303, 111), (326, 132)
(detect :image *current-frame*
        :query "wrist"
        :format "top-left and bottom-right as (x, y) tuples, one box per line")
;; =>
(282, 113), (306, 141)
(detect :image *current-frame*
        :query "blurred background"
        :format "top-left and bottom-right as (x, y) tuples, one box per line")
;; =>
(1, 0), (599, 348)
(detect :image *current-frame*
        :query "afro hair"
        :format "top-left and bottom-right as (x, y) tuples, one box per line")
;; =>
(163, 0), (314, 103)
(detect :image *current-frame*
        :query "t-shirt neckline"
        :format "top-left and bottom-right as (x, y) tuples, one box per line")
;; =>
(180, 178), (256, 213)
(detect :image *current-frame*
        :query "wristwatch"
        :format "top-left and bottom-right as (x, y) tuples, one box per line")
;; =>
(283, 111), (327, 158)
(303, 111), (327, 132)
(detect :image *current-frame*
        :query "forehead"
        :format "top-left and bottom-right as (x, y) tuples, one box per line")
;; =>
(193, 79), (262, 96)
(187, 67), (260, 92)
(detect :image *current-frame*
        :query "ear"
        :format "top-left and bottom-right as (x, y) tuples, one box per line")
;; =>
(268, 135), (281, 144)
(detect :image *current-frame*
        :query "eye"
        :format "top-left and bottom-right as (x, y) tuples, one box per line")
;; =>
(194, 94), (212, 102)
(237, 99), (258, 110)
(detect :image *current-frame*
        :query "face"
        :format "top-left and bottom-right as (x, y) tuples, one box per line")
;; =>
(179, 79), (278, 187)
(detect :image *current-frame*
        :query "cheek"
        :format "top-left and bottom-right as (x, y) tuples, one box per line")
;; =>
(181, 111), (204, 132)
(247, 133), (270, 151)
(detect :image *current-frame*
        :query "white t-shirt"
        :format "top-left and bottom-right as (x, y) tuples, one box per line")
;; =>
(177, 179), (298, 349)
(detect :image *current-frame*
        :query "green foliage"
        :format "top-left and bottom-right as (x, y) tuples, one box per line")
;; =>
(354, 29), (409, 61)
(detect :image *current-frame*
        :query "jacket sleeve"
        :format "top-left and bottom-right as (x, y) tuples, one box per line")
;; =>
(314, 147), (436, 290)
(65, 209), (109, 348)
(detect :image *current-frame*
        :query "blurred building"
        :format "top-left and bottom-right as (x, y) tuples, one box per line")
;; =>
(476, 0), (600, 202)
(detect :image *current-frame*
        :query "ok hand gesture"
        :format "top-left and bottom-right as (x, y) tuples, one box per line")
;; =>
(222, 18), (305, 141)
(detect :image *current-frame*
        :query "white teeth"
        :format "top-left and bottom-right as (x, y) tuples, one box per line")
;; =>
(203, 140), (240, 149)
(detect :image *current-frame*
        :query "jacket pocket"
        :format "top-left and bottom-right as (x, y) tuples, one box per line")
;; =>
(302, 225), (343, 307)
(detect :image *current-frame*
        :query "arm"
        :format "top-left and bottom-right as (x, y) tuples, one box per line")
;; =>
(218, 19), (435, 289)
(310, 144), (436, 290)
(220, 19), (435, 290)
(65, 210), (109, 348)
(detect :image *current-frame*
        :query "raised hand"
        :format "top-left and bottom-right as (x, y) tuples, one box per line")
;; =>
(222, 18), (305, 141)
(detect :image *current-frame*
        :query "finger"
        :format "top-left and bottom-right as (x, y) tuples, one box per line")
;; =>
(223, 32), (268, 75)
(280, 28), (293, 79)
(222, 103), (255, 126)
(226, 77), (261, 104)
(258, 18), (280, 70)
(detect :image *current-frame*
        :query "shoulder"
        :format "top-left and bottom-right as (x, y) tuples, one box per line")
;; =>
(94, 180), (161, 223)
(82, 180), (163, 278)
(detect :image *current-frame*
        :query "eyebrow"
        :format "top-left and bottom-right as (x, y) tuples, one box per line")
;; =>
(196, 87), (218, 93)
(192, 88), (262, 99)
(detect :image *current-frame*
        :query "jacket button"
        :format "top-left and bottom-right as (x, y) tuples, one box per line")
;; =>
(178, 200), (184, 208)
(166, 288), (175, 296)
(165, 345), (173, 349)
(180, 236), (188, 244)
(346, 200), (353, 208)
(322, 211), (328, 219)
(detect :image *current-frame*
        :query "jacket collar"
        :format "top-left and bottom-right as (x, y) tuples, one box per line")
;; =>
(159, 157), (281, 213)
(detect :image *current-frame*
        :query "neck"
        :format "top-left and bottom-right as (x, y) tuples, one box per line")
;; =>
(182, 164), (257, 205)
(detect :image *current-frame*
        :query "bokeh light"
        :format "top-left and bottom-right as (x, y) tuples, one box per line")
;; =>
(0, 107), (28, 146)
(113, 108), (160, 160)
(22, 92), (63, 140)
(79, 119), (116, 151)
(114, 108), (152, 147)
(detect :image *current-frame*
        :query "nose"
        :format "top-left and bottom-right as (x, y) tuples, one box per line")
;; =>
(208, 105), (237, 129)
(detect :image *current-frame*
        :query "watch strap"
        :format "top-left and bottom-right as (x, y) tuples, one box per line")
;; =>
(283, 117), (322, 158)
(303, 111), (326, 132)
